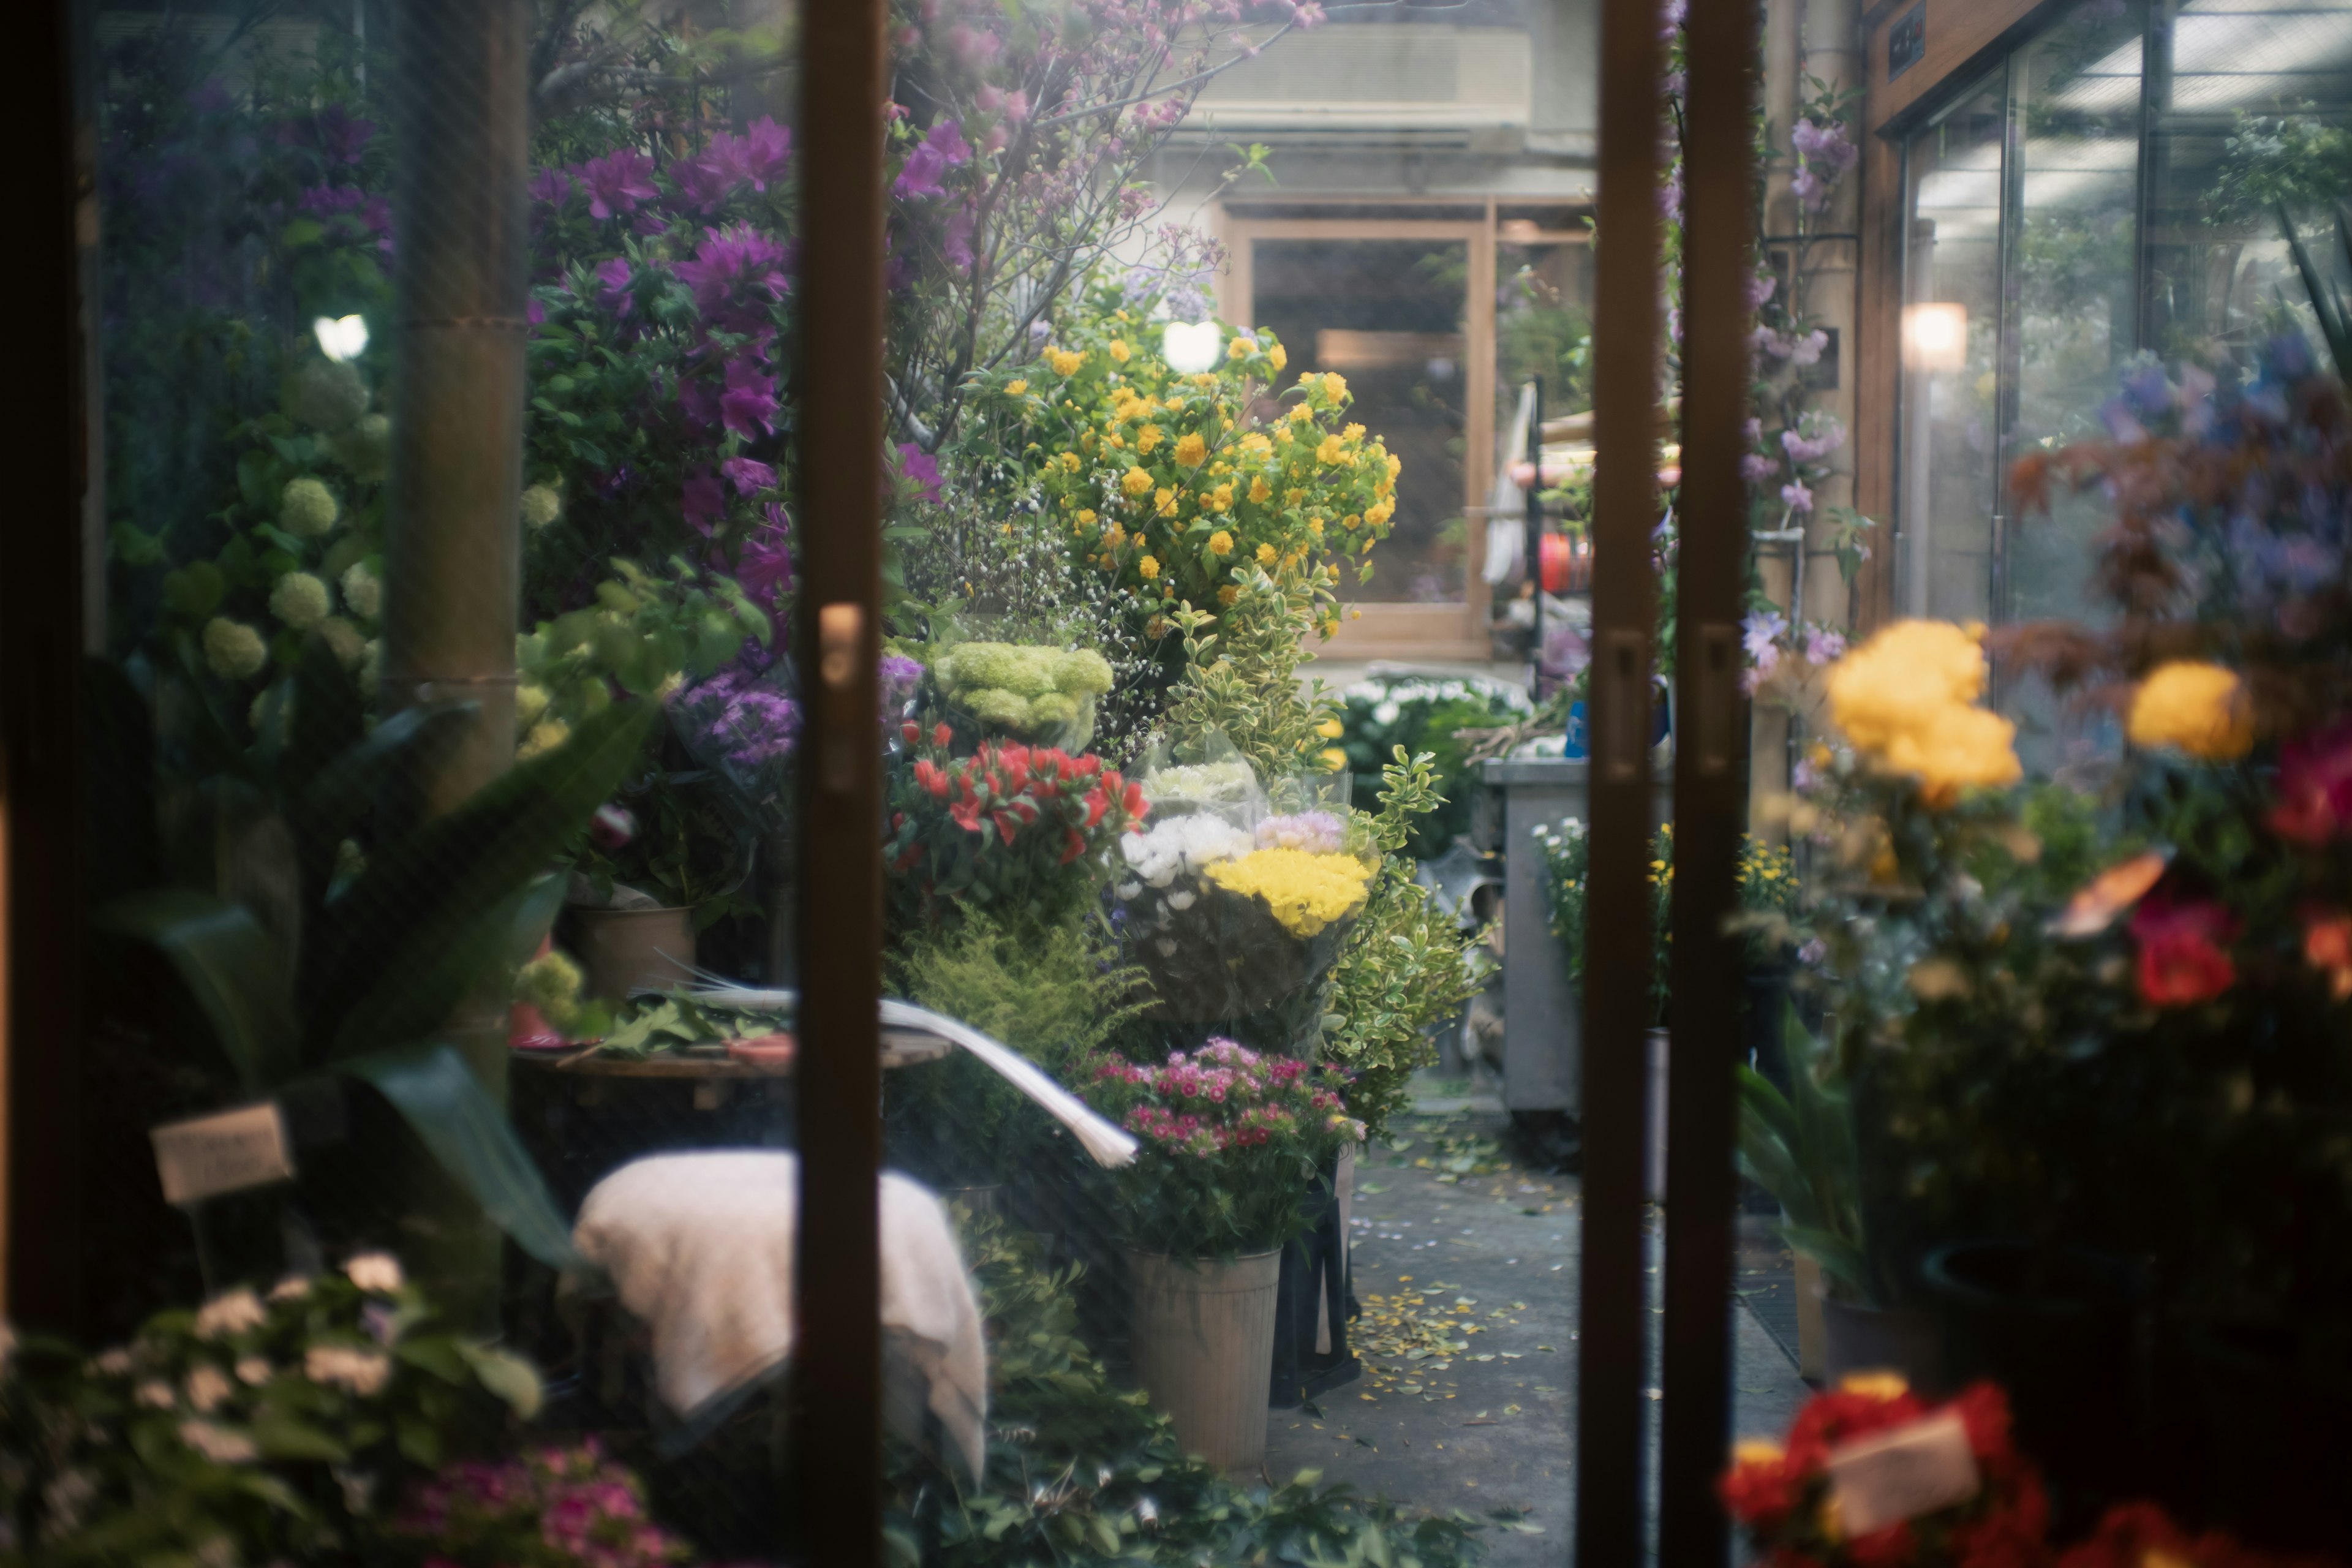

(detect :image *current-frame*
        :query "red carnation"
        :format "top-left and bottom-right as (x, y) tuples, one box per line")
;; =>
(933, 722), (953, 748)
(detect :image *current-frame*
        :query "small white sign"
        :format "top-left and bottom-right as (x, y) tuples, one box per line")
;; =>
(151, 1103), (296, 1206)
(1825, 1408), (1981, 1537)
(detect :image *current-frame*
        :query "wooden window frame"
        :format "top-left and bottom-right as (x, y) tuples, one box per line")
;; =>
(1217, 214), (1498, 662)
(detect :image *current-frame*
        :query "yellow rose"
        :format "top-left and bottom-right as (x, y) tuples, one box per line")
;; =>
(1155, 488), (1180, 518)
(1365, 500), (1394, 527)
(1229, 336), (1256, 360)
(1207, 486), (1234, 514)
(1046, 346), (1084, 375)
(1175, 431), (1208, 467)
(1139, 556), (1160, 580)
(2127, 660), (2253, 761)
(1256, 542), (1278, 565)
(1268, 342), (1287, 372)
(1106, 523), (1127, 548)
(1121, 467), (1153, 497)
(1108, 338), (1131, 363)
(1004, 379), (1028, 396)
(1077, 508), (1098, 525)
(1249, 476), (1273, 504)
(1343, 422), (1366, 443)
(1288, 403), (1314, 424)
(1060, 451), (1081, 472)
(1825, 620), (1990, 753)
(1321, 371), (1348, 402)
(1240, 432), (1272, 458)
(1208, 529), (1234, 555)
(1137, 424), (1163, 454)
(1218, 585), (1240, 605)
(1316, 434), (1346, 466)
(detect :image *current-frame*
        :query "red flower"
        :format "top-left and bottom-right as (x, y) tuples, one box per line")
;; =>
(2267, 717), (2352, 845)
(1060, 827), (1085, 864)
(949, 796), (984, 834)
(914, 758), (949, 798)
(1121, 780), (1148, 820)
(1082, 787), (1108, 828)
(1848, 1520), (1916, 1567)
(933, 722), (953, 748)
(1717, 1449), (1801, 1530)
(1950, 1382), (2015, 1464)
(2129, 892), (2238, 1006)
(900, 721), (919, 745)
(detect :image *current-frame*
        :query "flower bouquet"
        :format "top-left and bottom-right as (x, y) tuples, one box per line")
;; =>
(1719, 1375), (2049, 1568)
(1115, 778), (1376, 1023)
(886, 723), (1147, 932)
(933, 640), (1115, 753)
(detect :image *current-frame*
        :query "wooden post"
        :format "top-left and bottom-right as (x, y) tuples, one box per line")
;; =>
(794, 0), (888, 1561)
(382, 0), (531, 1326)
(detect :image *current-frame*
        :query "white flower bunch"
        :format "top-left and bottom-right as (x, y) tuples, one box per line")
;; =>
(1142, 759), (1261, 812)
(1118, 814), (1252, 889)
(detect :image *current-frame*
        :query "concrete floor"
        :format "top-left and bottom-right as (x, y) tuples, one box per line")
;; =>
(1262, 1110), (1811, 1565)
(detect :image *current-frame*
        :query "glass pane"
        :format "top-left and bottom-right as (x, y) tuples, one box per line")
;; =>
(2147, 0), (2352, 380)
(1252, 238), (1472, 602)
(1900, 72), (2007, 622)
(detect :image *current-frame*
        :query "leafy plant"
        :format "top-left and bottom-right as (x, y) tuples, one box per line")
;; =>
(1335, 676), (1531, 859)
(1736, 1006), (1872, 1303)
(1161, 571), (1343, 783)
(0, 1251), (545, 1566)
(1324, 748), (1482, 1140)
(94, 638), (650, 1276)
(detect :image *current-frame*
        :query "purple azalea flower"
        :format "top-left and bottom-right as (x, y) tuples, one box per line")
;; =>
(736, 505), (795, 606)
(737, 116), (793, 190)
(943, 206), (977, 271)
(576, 148), (658, 221)
(896, 443), (942, 504)
(682, 469), (726, 532)
(894, 119), (971, 200)
(671, 153), (738, 213)
(631, 209), (670, 238)
(674, 223), (791, 334)
(720, 359), (780, 439)
(722, 455), (779, 495)
(594, 257), (635, 317)
(528, 296), (546, 326)
(529, 167), (573, 207)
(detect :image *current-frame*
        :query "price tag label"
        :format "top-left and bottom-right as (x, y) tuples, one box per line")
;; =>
(1826, 1409), (1981, 1537)
(151, 1103), (296, 1206)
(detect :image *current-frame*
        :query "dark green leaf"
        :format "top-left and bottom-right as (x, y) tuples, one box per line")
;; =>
(92, 889), (298, 1091)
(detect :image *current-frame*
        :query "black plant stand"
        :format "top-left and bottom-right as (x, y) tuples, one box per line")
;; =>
(1270, 1153), (1359, 1407)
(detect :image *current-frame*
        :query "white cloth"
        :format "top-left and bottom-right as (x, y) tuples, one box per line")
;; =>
(573, 1151), (988, 1479)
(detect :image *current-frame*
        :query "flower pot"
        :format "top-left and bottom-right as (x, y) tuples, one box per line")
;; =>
(573, 904), (699, 1001)
(1820, 1292), (1946, 1392)
(1129, 1248), (1283, 1475)
(1921, 1242), (2144, 1528)
(1793, 1253), (1826, 1381)
(2179, 1317), (2352, 1552)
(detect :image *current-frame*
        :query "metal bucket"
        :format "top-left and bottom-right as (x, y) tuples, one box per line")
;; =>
(1129, 1248), (1283, 1475)
(573, 905), (698, 1000)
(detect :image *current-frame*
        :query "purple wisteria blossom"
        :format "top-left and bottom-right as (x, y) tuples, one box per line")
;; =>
(895, 119), (971, 200)
(576, 148), (658, 221)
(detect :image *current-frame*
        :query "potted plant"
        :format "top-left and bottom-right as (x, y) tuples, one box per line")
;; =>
(1082, 1040), (1360, 1474)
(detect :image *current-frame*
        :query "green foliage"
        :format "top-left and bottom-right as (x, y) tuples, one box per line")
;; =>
(1334, 677), (1531, 860)
(935, 641), (1116, 750)
(1324, 750), (1480, 1139)
(0, 1256), (541, 1566)
(519, 557), (771, 736)
(1736, 1007), (1872, 1302)
(883, 1216), (1490, 1567)
(886, 916), (1147, 1186)
(1161, 573), (1341, 784)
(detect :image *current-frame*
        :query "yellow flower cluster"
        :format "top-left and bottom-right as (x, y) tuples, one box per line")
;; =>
(1825, 620), (2021, 805)
(2127, 660), (2253, 761)
(993, 304), (1402, 637)
(1207, 847), (1375, 938)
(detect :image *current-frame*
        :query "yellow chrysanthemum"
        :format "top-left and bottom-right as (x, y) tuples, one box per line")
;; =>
(1321, 372), (1348, 402)
(1825, 620), (2019, 804)
(1207, 486), (1234, 514)
(1121, 467), (1153, 497)
(1343, 423), (1366, 443)
(1059, 451), (1081, 472)
(2127, 660), (2253, 761)
(1256, 543), (1279, 565)
(1316, 434), (1346, 466)
(1004, 379), (1028, 396)
(1155, 487), (1179, 517)
(1108, 339), (1131, 363)
(1077, 508), (1097, 525)
(1268, 342), (1287, 372)
(1208, 530), (1234, 555)
(1045, 346), (1084, 375)
(1240, 432), (1272, 458)
(1249, 476), (1273, 504)
(1174, 431), (1208, 467)
(1365, 500), (1394, 527)
(1228, 336), (1256, 361)
(1138, 556), (1160, 581)
(1217, 585), (1240, 606)
(1207, 846), (1373, 937)
(1288, 403), (1314, 425)
(1137, 424), (1163, 454)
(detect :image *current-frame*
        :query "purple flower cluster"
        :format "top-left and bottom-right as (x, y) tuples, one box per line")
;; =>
(399, 1439), (687, 1567)
(1254, 812), (1346, 853)
(680, 667), (803, 775)
(1790, 117), (1860, 213)
(673, 118), (793, 211)
(673, 224), (791, 337)
(1092, 1039), (1329, 1158)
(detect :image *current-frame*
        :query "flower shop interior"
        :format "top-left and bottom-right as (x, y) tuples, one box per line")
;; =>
(4, 0), (2352, 1565)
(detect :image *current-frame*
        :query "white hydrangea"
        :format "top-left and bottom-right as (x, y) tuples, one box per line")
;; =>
(193, 1287), (268, 1341)
(184, 1365), (233, 1412)
(202, 618), (268, 681)
(1118, 815), (1253, 889)
(304, 1345), (392, 1396)
(178, 1419), (258, 1464)
(279, 476), (340, 538)
(339, 561), (382, 621)
(344, 1251), (404, 1293)
(315, 615), (366, 669)
(519, 483), (562, 529)
(269, 571), (331, 631)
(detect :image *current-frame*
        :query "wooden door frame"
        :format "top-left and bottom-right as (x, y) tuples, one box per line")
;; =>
(1219, 214), (1497, 662)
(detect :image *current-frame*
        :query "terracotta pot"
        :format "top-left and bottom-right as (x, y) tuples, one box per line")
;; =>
(573, 905), (698, 1000)
(1129, 1248), (1283, 1475)
(1820, 1293), (1946, 1393)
